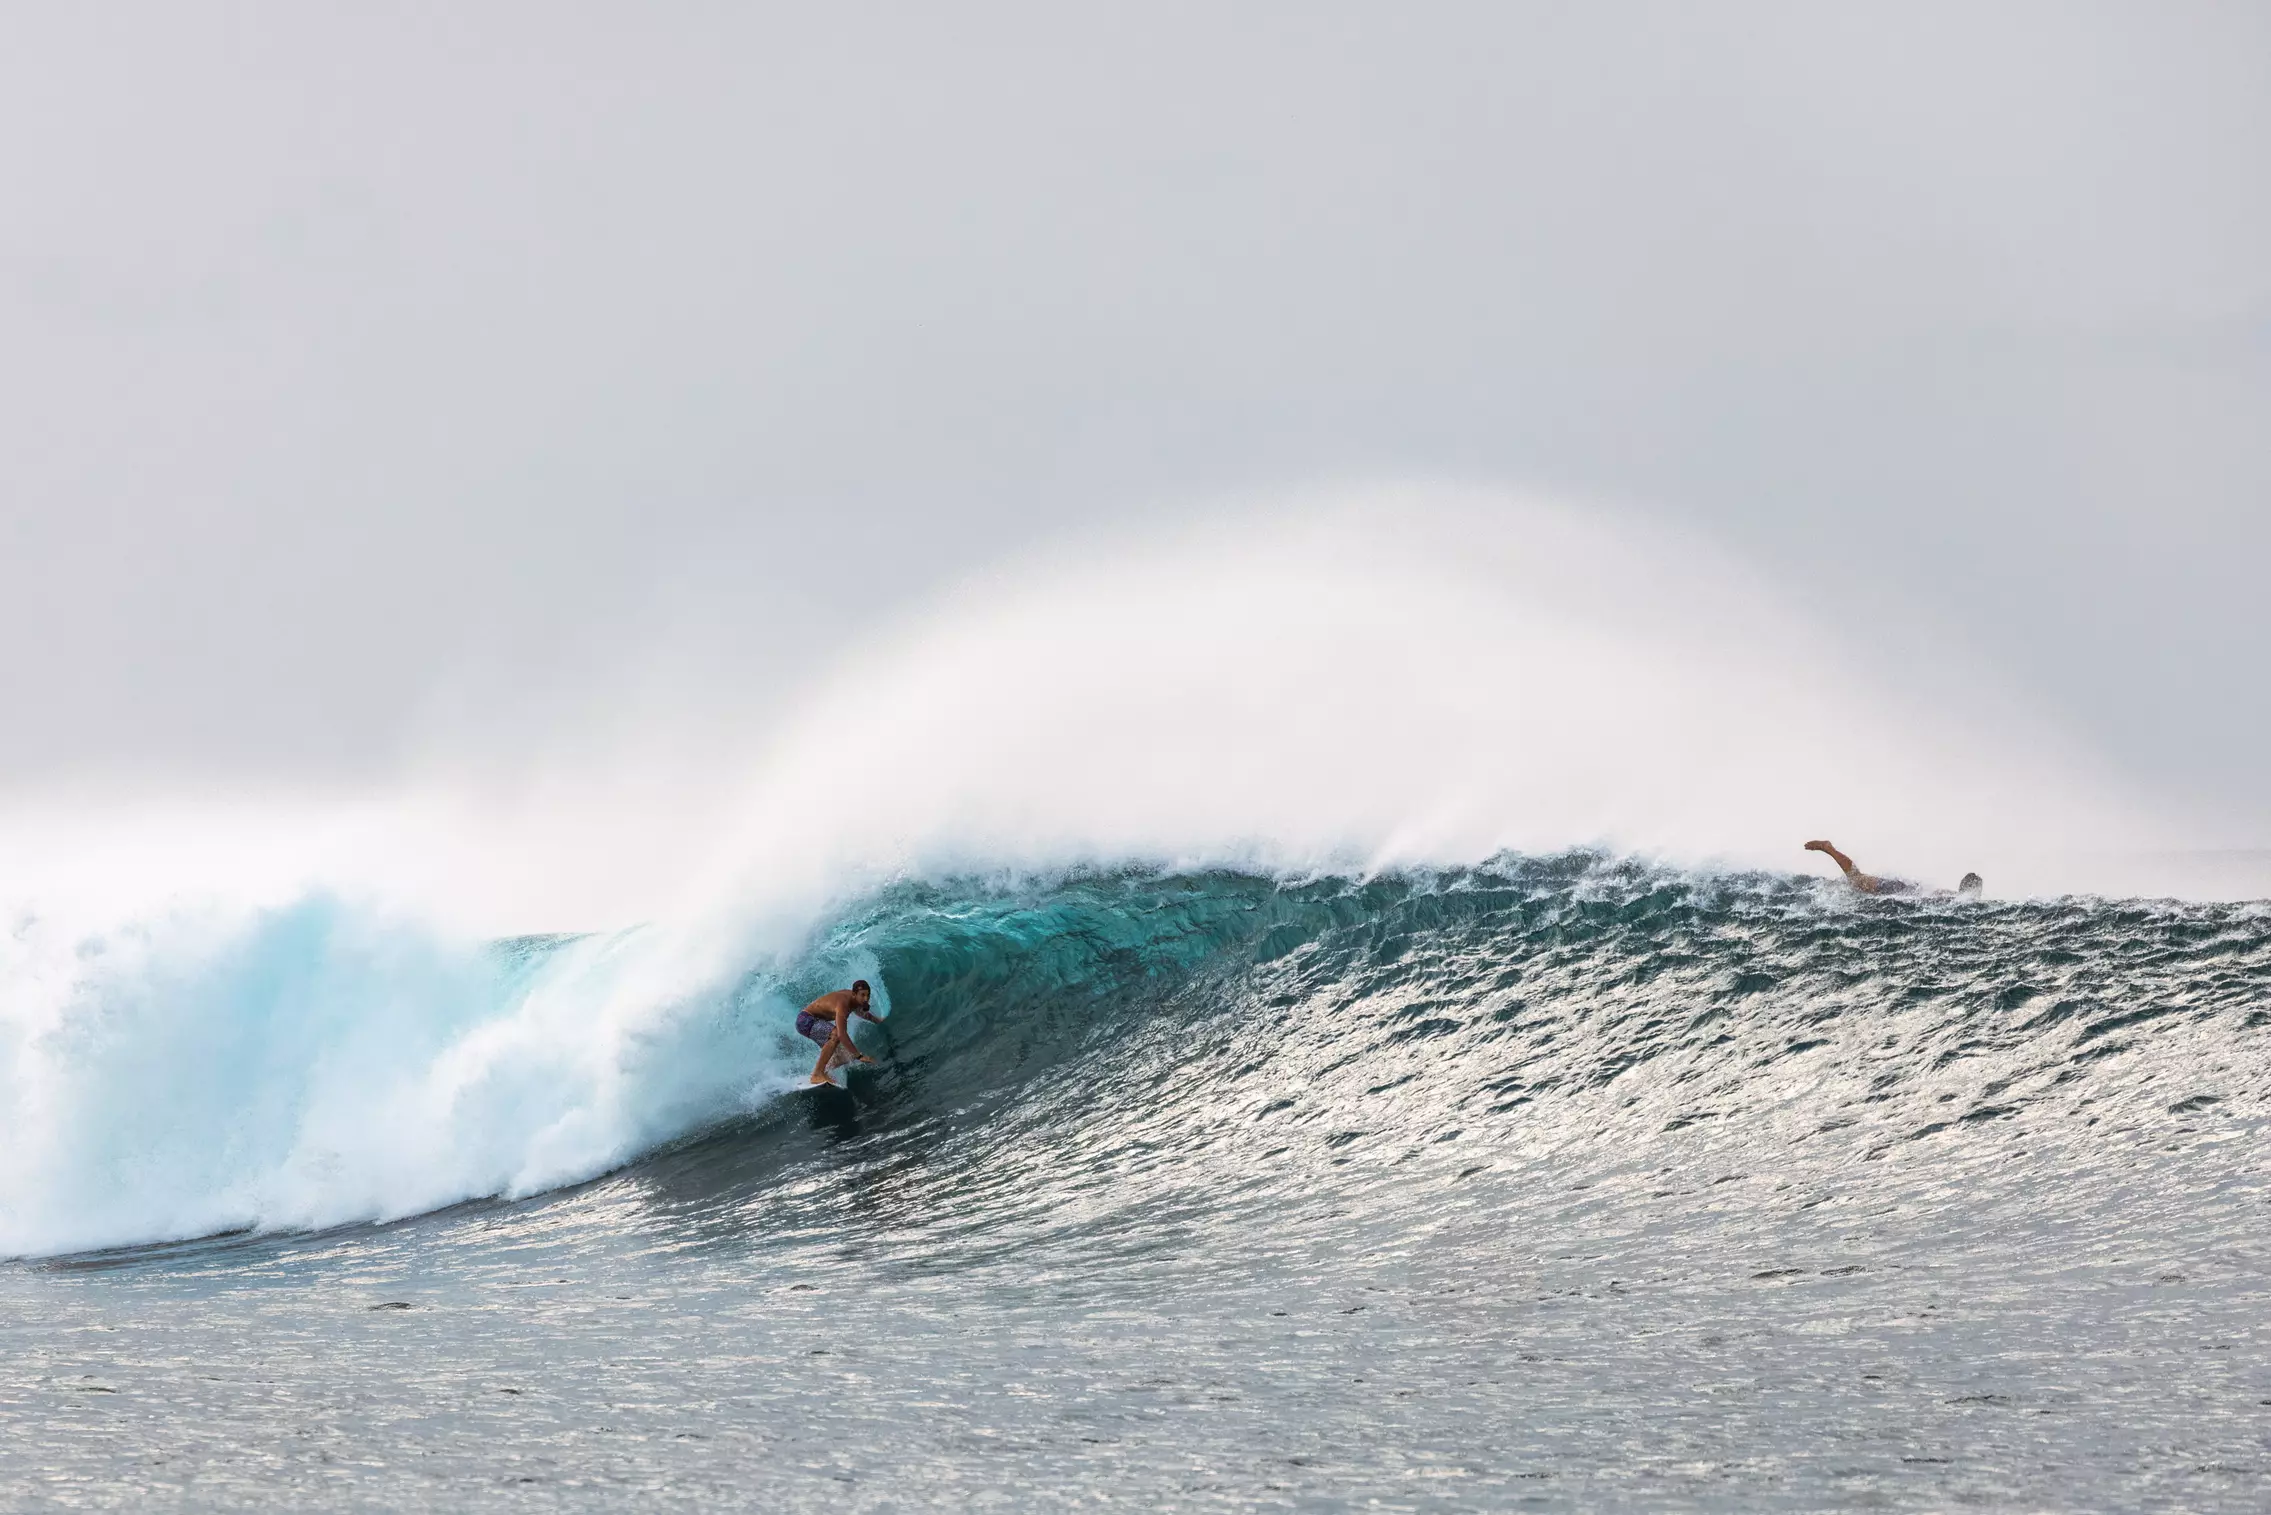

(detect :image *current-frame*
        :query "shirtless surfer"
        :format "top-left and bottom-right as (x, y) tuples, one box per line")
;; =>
(1804, 840), (1982, 898)
(796, 980), (881, 1085)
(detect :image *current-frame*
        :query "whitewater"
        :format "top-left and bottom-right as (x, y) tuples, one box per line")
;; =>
(3, 494), (2266, 1510)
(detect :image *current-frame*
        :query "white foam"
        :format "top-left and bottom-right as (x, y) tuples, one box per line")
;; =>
(700, 487), (2164, 909)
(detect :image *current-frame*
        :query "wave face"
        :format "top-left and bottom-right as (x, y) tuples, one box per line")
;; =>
(791, 861), (2271, 1249)
(12, 857), (2263, 1261)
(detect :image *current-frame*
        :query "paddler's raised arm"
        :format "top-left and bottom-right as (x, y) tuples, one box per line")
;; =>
(1804, 839), (1860, 880)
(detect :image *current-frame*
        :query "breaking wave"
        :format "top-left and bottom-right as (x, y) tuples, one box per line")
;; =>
(5, 859), (2265, 1260)
(1, 490), (2250, 1259)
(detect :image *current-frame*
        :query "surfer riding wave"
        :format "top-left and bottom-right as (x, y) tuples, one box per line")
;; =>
(796, 980), (881, 1085)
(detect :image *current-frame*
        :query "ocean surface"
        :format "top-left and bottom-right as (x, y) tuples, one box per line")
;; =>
(5, 857), (2270, 1510)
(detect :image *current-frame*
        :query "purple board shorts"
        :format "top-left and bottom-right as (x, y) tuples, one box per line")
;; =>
(796, 1011), (832, 1045)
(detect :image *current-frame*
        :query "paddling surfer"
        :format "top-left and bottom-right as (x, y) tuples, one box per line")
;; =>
(1804, 840), (1982, 898)
(796, 980), (881, 1085)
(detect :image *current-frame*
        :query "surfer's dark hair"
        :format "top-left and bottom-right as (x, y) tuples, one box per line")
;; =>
(852, 979), (871, 994)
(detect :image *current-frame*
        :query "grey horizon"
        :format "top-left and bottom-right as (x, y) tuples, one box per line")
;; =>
(2, 3), (2263, 837)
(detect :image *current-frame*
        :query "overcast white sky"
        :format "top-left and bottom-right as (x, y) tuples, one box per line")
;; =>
(3, 3), (2266, 836)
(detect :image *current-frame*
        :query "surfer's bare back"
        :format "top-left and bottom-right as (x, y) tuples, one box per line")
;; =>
(796, 980), (881, 1085)
(1805, 840), (1981, 898)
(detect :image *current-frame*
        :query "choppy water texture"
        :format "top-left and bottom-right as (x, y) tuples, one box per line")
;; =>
(5, 859), (2271, 1510)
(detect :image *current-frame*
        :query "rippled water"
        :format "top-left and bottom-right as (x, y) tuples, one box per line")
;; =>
(6, 862), (2269, 1509)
